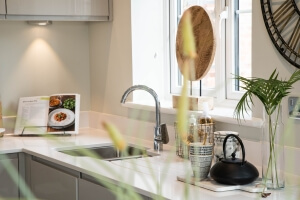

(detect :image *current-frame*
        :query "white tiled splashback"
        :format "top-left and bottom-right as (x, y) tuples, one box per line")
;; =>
(87, 111), (176, 144)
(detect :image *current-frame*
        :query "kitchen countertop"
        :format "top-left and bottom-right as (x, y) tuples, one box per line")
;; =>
(0, 128), (299, 200)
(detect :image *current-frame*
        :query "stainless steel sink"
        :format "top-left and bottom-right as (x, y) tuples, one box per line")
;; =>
(58, 144), (157, 161)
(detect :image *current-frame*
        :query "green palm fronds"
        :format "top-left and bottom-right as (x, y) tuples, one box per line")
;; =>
(234, 69), (300, 122)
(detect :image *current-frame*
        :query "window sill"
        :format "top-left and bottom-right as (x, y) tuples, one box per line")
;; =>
(122, 100), (263, 128)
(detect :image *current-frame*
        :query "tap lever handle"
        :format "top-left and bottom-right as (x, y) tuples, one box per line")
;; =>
(160, 124), (169, 144)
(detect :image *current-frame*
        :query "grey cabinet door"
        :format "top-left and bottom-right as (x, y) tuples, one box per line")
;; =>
(0, 0), (5, 15)
(0, 154), (19, 199)
(30, 158), (78, 200)
(79, 177), (150, 200)
(78, 179), (117, 200)
(6, 0), (112, 21)
(7, 0), (109, 16)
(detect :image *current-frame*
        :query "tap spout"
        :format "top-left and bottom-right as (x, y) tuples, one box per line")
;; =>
(120, 85), (161, 128)
(121, 85), (164, 151)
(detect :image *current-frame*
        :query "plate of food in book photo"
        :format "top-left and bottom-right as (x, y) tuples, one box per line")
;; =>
(48, 108), (75, 129)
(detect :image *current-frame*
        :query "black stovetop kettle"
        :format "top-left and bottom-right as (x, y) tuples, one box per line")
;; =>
(210, 134), (259, 185)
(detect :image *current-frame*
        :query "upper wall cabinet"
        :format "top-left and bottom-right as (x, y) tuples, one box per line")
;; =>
(0, 0), (5, 19)
(6, 0), (112, 21)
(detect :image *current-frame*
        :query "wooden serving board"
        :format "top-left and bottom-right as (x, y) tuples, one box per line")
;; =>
(172, 95), (213, 111)
(176, 6), (216, 81)
(177, 176), (265, 193)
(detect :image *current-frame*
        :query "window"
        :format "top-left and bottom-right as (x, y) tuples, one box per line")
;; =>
(170, 0), (252, 101)
(130, 0), (252, 108)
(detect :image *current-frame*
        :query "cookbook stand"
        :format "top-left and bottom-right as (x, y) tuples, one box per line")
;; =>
(20, 126), (71, 136)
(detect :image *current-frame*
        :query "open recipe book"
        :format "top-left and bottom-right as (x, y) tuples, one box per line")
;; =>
(14, 94), (80, 135)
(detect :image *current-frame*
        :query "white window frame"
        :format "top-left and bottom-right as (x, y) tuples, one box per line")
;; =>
(163, 0), (172, 102)
(169, 0), (182, 95)
(225, 0), (251, 100)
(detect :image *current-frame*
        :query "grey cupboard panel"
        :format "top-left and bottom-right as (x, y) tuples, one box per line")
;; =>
(78, 178), (117, 200)
(0, 0), (5, 14)
(0, 153), (19, 199)
(6, 0), (112, 21)
(0, 0), (5, 19)
(79, 175), (150, 200)
(30, 159), (78, 200)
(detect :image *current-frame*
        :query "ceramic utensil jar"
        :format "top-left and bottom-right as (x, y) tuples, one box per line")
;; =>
(189, 142), (213, 180)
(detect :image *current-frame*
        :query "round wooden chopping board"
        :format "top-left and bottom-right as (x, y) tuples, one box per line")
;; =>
(176, 6), (216, 81)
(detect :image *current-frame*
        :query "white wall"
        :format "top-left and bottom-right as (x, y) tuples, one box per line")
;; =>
(252, 1), (300, 148)
(89, 0), (132, 116)
(0, 21), (91, 117)
(131, 0), (166, 102)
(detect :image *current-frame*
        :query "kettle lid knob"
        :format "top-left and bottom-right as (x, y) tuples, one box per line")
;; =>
(231, 152), (236, 160)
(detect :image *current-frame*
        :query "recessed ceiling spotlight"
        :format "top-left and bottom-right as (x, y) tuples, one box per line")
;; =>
(27, 21), (52, 26)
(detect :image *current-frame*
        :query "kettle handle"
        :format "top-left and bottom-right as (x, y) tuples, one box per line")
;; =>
(223, 134), (245, 164)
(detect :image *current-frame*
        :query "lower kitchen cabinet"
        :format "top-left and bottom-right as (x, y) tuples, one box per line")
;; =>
(0, 153), (19, 199)
(79, 178), (117, 200)
(22, 154), (155, 200)
(79, 174), (150, 200)
(30, 156), (80, 200)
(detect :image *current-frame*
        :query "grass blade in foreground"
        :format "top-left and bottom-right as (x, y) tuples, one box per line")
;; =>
(102, 121), (127, 151)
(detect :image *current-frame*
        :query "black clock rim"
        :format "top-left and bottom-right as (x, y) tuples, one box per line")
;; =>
(260, 0), (300, 69)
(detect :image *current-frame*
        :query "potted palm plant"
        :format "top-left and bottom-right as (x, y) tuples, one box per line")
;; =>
(234, 69), (300, 196)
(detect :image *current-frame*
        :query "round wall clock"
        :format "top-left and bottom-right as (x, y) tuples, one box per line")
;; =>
(261, 0), (300, 68)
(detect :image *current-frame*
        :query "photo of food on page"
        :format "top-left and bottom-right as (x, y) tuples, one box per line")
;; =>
(47, 95), (76, 132)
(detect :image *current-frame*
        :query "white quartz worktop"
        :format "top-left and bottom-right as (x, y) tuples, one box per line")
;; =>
(0, 128), (299, 199)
